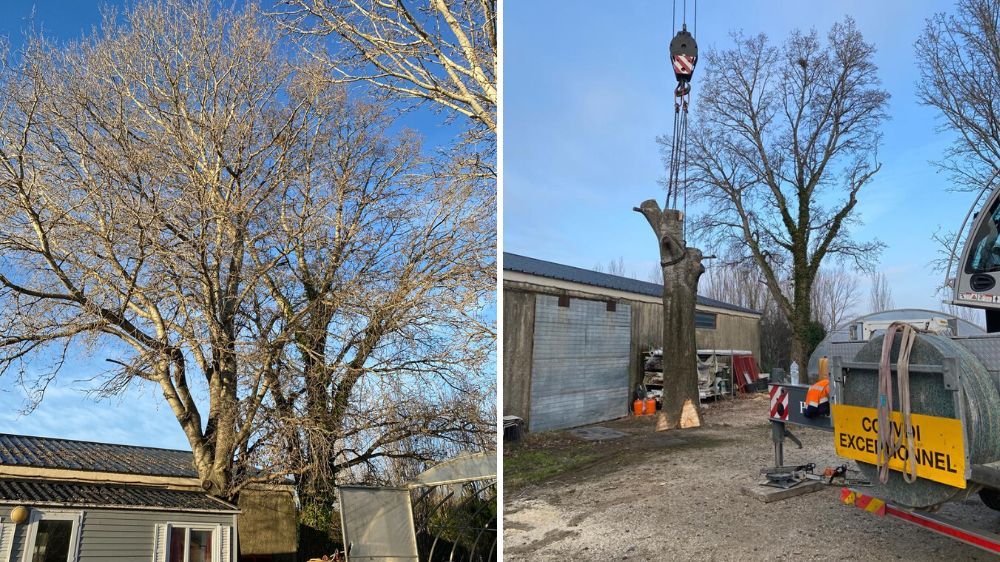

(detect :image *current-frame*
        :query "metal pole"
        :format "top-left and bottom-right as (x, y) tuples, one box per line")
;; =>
(771, 420), (785, 467)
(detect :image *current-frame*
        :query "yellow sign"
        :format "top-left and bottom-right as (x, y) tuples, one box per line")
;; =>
(831, 404), (966, 489)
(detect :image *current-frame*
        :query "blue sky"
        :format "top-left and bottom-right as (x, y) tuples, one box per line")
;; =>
(504, 0), (971, 312)
(0, 0), (479, 450)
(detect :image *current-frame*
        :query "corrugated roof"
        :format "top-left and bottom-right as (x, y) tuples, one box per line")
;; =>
(0, 434), (198, 478)
(503, 252), (761, 316)
(0, 479), (238, 512)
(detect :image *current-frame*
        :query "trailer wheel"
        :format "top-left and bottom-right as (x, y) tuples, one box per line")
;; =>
(979, 488), (1000, 511)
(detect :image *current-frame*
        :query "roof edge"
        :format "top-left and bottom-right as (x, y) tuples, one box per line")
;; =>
(0, 478), (240, 513)
(502, 253), (762, 316)
(0, 498), (240, 514)
(0, 432), (193, 455)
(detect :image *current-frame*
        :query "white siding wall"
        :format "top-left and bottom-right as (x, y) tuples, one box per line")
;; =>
(0, 505), (235, 562)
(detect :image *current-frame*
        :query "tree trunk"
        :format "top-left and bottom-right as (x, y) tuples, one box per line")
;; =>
(789, 316), (807, 380)
(635, 200), (705, 430)
(790, 270), (813, 377)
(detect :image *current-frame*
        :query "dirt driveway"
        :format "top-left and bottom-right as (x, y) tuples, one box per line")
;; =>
(503, 395), (997, 561)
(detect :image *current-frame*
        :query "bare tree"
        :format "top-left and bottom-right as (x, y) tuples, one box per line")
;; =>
(682, 18), (889, 368)
(761, 305), (794, 372)
(700, 261), (772, 314)
(916, 0), (1000, 193)
(257, 91), (495, 502)
(917, 1), (1000, 303)
(943, 302), (985, 327)
(0, 0), (493, 500)
(812, 267), (860, 331)
(869, 271), (895, 313)
(593, 256), (630, 277)
(647, 263), (663, 283)
(700, 256), (791, 371)
(0, 2), (290, 495)
(272, 0), (497, 136)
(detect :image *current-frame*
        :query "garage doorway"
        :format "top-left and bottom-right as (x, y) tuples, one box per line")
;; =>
(529, 295), (631, 431)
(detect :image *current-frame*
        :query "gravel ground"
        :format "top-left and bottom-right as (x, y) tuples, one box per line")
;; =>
(503, 394), (998, 561)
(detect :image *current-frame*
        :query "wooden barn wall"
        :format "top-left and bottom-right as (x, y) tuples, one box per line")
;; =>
(502, 288), (535, 424)
(629, 302), (761, 389)
(697, 315), (761, 358)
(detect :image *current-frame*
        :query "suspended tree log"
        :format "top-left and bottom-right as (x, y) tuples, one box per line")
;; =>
(635, 200), (705, 429)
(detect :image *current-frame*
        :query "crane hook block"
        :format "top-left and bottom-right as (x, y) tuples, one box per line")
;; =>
(670, 28), (698, 84)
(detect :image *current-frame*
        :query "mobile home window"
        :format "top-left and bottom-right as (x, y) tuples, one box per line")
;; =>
(32, 520), (73, 562)
(168, 527), (214, 562)
(695, 311), (717, 329)
(25, 509), (82, 562)
(155, 523), (230, 562)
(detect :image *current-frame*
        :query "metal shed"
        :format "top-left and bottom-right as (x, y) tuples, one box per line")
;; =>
(503, 252), (763, 432)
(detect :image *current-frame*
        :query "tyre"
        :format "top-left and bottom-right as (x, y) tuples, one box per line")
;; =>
(979, 487), (1000, 511)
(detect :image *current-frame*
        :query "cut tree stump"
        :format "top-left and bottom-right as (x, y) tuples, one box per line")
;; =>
(635, 200), (705, 430)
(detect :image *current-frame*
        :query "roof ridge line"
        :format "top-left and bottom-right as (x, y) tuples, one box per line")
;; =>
(1, 432), (192, 454)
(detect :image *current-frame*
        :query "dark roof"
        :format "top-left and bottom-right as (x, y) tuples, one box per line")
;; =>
(0, 479), (237, 512)
(503, 252), (761, 316)
(0, 434), (198, 478)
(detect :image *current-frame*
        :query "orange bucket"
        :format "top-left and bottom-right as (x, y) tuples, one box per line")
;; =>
(644, 398), (657, 415)
(633, 399), (643, 416)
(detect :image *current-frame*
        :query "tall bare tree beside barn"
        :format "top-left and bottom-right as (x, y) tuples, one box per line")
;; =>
(683, 19), (889, 369)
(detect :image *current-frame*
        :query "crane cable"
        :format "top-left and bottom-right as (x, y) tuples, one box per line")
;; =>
(666, 0), (698, 236)
(876, 322), (919, 484)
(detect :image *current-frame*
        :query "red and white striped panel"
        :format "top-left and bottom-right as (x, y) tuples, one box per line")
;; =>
(768, 385), (789, 421)
(673, 54), (696, 75)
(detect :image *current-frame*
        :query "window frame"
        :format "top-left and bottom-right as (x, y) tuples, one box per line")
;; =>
(165, 523), (220, 562)
(24, 508), (83, 562)
(0, 515), (13, 562)
(965, 196), (1000, 274)
(695, 311), (717, 330)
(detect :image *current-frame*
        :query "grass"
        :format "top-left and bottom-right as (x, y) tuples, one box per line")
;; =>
(503, 447), (602, 490)
(503, 427), (739, 493)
